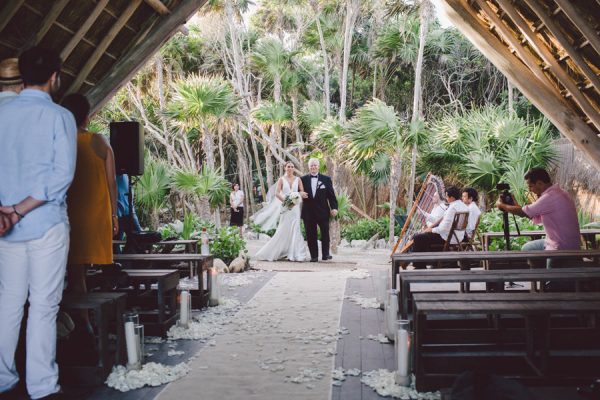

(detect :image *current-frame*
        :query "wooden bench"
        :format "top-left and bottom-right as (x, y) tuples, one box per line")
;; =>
(391, 249), (600, 289)
(398, 267), (600, 318)
(59, 292), (127, 384)
(114, 254), (214, 308)
(120, 269), (180, 336)
(412, 292), (600, 391)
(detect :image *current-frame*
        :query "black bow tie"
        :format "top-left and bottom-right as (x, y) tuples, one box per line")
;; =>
(311, 175), (318, 179)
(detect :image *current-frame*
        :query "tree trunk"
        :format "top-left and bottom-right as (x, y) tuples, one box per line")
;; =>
(218, 123), (225, 176)
(339, 0), (359, 122)
(389, 154), (403, 246)
(198, 195), (211, 222)
(407, 0), (431, 210)
(330, 220), (340, 254)
(311, 1), (331, 116)
(202, 123), (216, 170)
(508, 79), (515, 115)
(248, 122), (267, 201)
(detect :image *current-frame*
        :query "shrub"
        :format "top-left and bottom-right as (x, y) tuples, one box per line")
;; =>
(341, 216), (401, 241)
(210, 226), (247, 263)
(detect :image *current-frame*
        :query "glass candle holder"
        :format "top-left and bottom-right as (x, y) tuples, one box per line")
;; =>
(135, 324), (144, 363)
(384, 289), (399, 341)
(209, 267), (220, 306)
(376, 273), (388, 310)
(395, 319), (413, 386)
(123, 311), (139, 325)
(124, 320), (141, 370)
(179, 290), (191, 328)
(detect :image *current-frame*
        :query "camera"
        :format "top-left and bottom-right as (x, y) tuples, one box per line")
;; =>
(496, 183), (514, 205)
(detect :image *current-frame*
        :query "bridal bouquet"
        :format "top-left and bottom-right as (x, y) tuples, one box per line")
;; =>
(281, 191), (301, 213)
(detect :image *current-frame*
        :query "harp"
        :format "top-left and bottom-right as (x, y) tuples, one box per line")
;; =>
(390, 173), (446, 256)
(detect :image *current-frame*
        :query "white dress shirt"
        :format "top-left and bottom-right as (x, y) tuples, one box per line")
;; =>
(466, 201), (481, 237)
(432, 200), (469, 243)
(310, 174), (318, 197)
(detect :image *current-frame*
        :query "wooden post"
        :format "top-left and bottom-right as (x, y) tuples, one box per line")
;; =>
(61, 0), (110, 60)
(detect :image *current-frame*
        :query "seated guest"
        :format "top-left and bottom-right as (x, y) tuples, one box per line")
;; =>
(0, 58), (23, 106)
(462, 187), (481, 240)
(61, 93), (118, 335)
(496, 168), (580, 267)
(411, 186), (469, 269)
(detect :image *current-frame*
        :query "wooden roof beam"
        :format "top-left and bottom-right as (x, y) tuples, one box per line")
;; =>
(87, 0), (207, 114)
(145, 0), (171, 15)
(61, 0), (110, 60)
(0, 1), (25, 33)
(439, 0), (600, 170)
(524, 0), (600, 98)
(496, 0), (600, 132)
(20, 0), (70, 52)
(554, 0), (600, 57)
(473, 0), (555, 91)
(66, 0), (143, 95)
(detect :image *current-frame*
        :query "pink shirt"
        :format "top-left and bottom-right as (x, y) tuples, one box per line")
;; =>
(522, 185), (580, 250)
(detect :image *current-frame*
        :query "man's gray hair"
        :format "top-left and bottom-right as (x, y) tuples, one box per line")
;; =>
(308, 158), (320, 167)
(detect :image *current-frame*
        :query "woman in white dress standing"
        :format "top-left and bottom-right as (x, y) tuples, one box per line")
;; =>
(255, 162), (308, 262)
(230, 182), (245, 235)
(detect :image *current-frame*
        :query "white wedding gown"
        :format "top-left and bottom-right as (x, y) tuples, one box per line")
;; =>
(255, 177), (308, 262)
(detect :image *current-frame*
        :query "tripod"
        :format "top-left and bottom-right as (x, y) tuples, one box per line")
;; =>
(502, 210), (522, 288)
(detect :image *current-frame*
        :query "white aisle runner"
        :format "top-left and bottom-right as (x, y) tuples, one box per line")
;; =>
(157, 271), (348, 400)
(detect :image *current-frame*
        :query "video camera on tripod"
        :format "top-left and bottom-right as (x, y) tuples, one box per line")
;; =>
(496, 183), (520, 250)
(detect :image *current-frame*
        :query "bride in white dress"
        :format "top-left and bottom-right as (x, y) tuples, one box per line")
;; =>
(255, 162), (308, 262)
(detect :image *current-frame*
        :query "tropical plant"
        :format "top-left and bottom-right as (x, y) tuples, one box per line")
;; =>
(210, 226), (247, 263)
(135, 159), (171, 229)
(171, 165), (231, 222)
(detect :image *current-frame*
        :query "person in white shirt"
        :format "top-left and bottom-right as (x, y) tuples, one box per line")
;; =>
(229, 183), (245, 234)
(462, 187), (481, 240)
(411, 186), (469, 269)
(419, 185), (447, 228)
(0, 58), (23, 106)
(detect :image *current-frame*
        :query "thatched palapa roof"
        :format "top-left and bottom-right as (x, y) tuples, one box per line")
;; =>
(440, 0), (600, 170)
(0, 0), (206, 113)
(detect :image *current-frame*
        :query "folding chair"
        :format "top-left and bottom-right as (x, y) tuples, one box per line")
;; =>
(460, 214), (482, 252)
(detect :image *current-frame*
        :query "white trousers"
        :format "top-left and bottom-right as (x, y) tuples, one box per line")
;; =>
(0, 223), (69, 399)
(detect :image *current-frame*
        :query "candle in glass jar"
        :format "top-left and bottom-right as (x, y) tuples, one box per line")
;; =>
(125, 321), (139, 365)
(180, 290), (190, 326)
(385, 290), (398, 341)
(397, 328), (409, 376)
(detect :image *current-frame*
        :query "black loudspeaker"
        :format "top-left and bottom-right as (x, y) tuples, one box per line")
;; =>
(110, 121), (144, 176)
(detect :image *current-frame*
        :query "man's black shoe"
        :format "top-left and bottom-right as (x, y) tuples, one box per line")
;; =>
(322, 255), (332, 261)
(310, 258), (318, 262)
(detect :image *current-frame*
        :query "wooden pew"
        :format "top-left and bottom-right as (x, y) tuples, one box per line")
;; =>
(391, 249), (600, 289)
(412, 292), (600, 391)
(114, 253), (213, 308)
(398, 267), (600, 318)
(59, 292), (127, 384)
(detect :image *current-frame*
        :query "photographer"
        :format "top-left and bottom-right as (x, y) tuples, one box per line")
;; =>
(496, 168), (580, 263)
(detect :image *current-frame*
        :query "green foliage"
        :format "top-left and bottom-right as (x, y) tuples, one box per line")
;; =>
(478, 211), (543, 251)
(252, 101), (292, 125)
(341, 217), (401, 241)
(421, 105), (558, 201)
(248, 222), (276, 237)
(159, 214), (216, 240)
(135, 159), (171, 227)
(172, 166), (231, 208)
(210, 226), (247, 262)
(332, 192), (353, 222)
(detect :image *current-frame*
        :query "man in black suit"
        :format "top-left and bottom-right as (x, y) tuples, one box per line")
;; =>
(300, 158), (338, 262)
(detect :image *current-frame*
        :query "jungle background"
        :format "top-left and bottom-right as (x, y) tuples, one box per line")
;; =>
(91, 0), (600, 257)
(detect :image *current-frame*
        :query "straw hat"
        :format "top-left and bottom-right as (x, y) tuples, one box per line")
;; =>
(0, 58), (22, 85)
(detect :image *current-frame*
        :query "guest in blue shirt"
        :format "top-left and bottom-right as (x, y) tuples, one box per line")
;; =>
(0, 46), (76, 400)
(116, 173), (142, 239)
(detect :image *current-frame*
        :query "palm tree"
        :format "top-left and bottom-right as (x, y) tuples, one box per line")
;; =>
(339, 0), (360, 122)
(252, 100), (293, 186)
(136, 159), (171, 229)
(171, 165), (231, 223)
(168, 74), (238, 170)
(346, 99), (407, 245)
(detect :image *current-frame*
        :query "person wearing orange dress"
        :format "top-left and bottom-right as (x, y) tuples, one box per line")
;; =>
(61, 93), (118, 333)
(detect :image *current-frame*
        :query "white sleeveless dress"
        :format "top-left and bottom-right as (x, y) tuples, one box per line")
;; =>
(255, 177), (308, 262)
